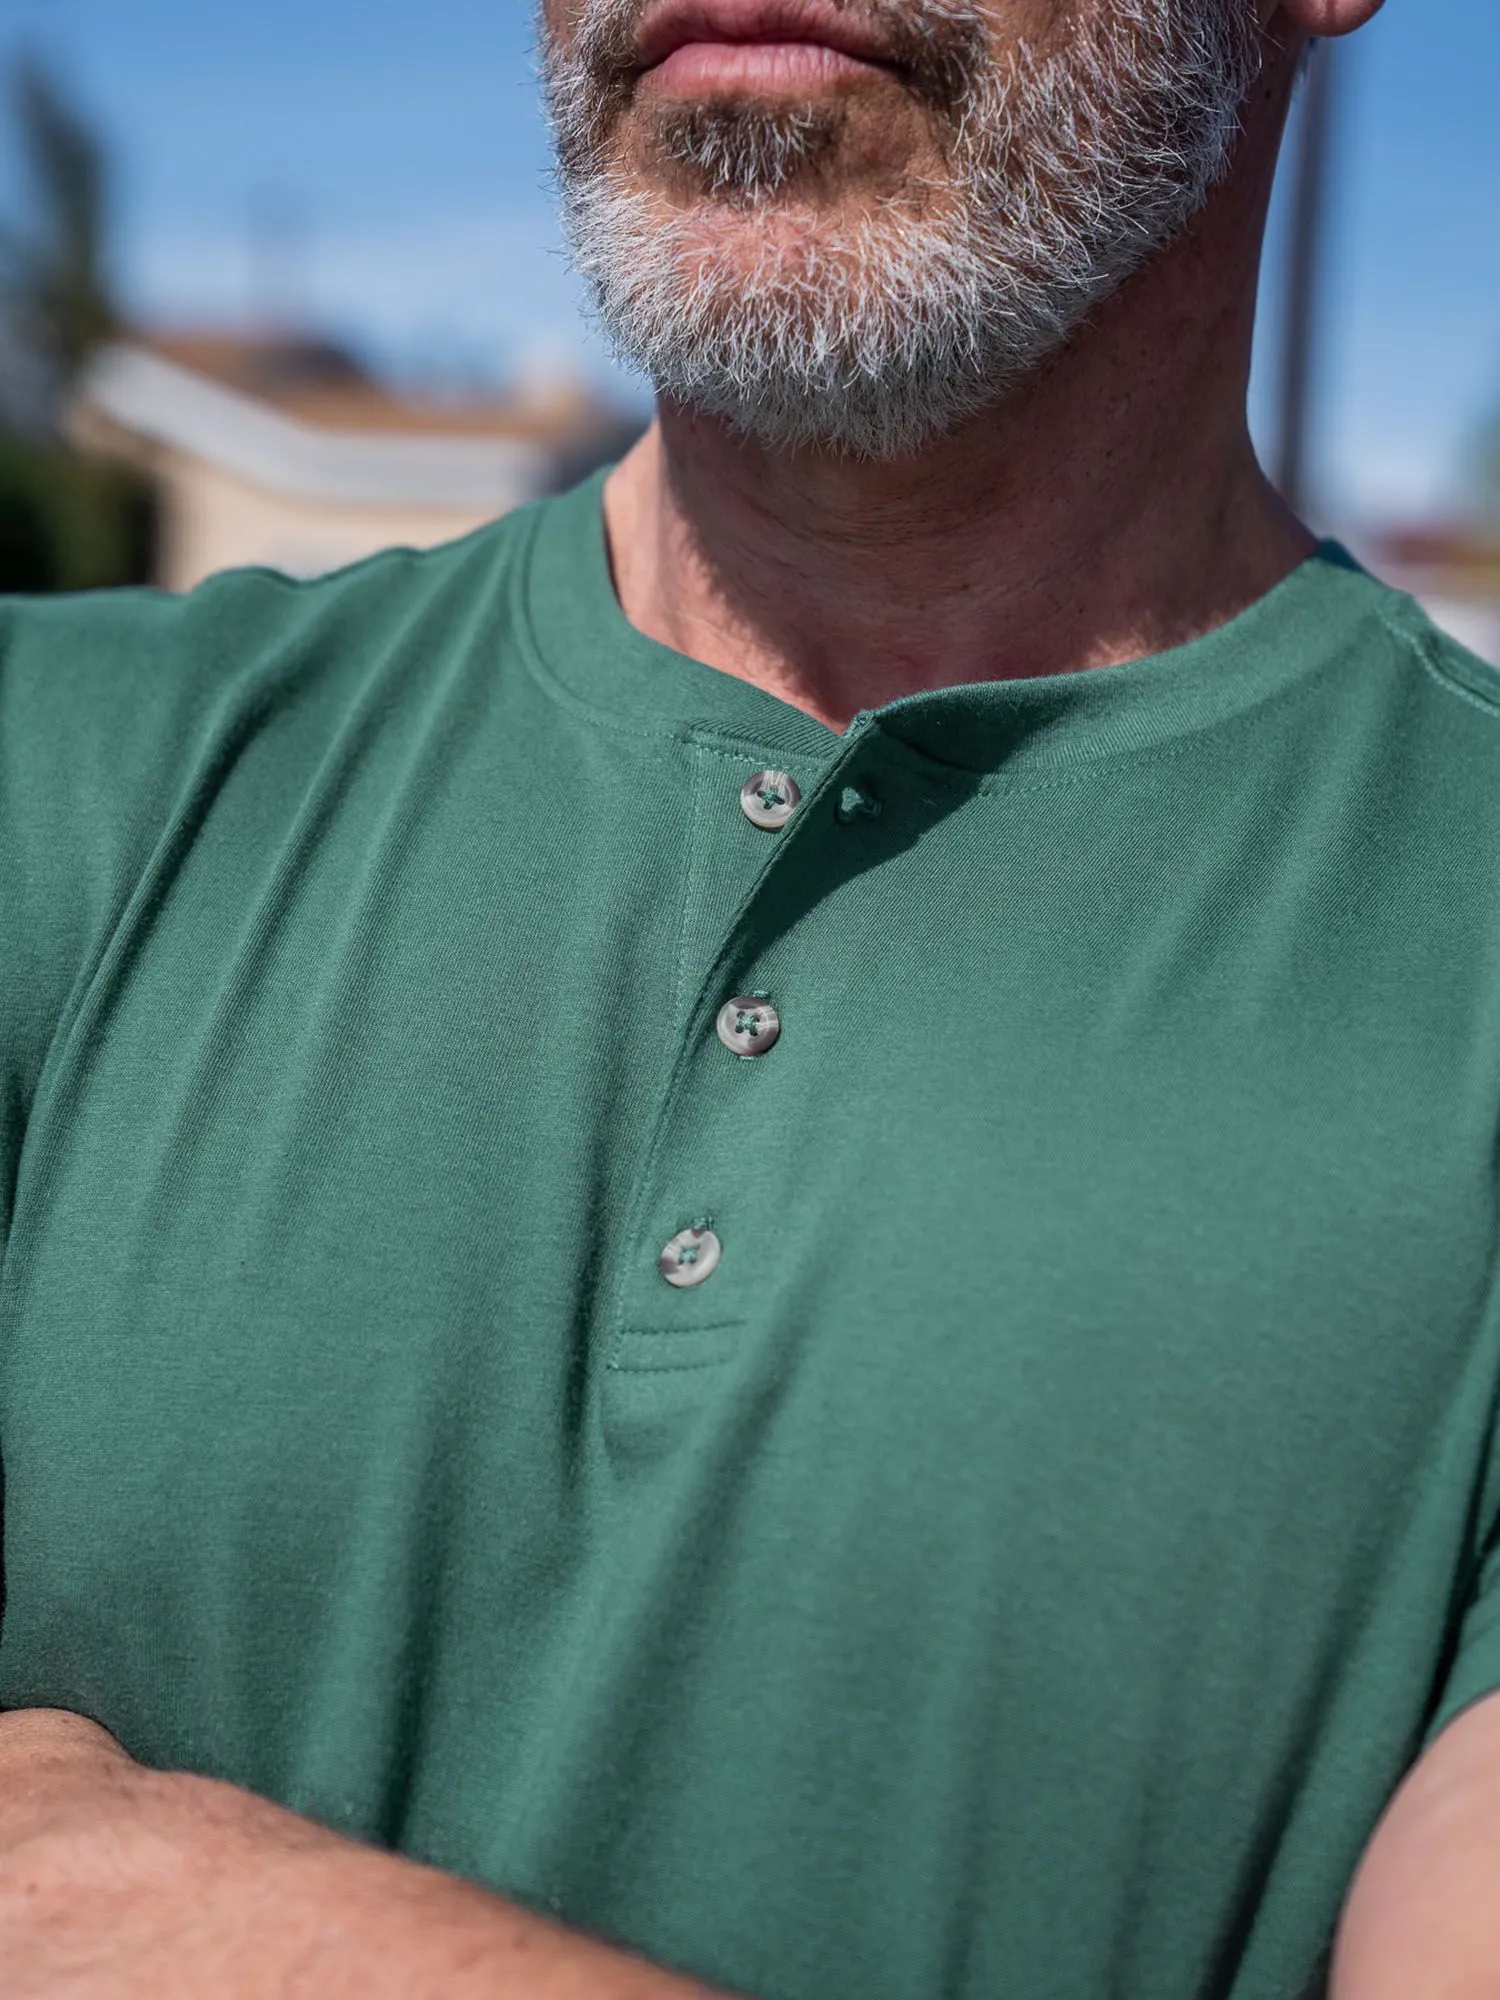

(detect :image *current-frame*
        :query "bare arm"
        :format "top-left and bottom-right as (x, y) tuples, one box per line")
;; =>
(1331, 1691), (1500, 2000)
(0, 1710), (735, 1999)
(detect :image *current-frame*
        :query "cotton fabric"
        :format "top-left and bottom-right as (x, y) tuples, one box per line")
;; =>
(2, 476), (1500, 1999)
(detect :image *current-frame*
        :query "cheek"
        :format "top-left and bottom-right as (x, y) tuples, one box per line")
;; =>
(538, 0), (576, 54)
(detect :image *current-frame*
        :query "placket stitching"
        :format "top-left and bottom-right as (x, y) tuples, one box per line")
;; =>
(602, 718), (879, 1366)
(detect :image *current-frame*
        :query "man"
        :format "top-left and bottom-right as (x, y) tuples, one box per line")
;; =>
(0, 0), (1495, 1991)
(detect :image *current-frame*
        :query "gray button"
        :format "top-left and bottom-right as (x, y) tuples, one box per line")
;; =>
(716, 995), (781, 1058)
(660, 1225), (723, 1289)
(741, 770), (802, 831)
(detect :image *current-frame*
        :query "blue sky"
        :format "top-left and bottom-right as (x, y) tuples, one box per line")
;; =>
(2, 0), (1497, 530)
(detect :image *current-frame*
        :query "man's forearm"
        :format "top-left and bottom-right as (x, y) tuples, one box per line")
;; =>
(151, 1823), (721, 2000)
(158, 1833), (722, 2000)
(1331, 1693), (1500, 2000)
(0, 1710), (733, 1999)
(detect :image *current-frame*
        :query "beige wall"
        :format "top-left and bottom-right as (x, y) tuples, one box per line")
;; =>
(159, 454), (524, 592)
(1374, 560), (1500, 670)
(1416, 593), (1500, 668)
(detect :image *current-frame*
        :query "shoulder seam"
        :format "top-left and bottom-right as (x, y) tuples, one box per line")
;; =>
(185, 508), (525, 601)
(1374, 599), (1500, 723)
(196, 538), (457, 599)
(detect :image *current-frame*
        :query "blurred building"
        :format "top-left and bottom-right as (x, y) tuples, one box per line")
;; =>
(69, 331), (640, 592)
(1370, 524), (1500, 668)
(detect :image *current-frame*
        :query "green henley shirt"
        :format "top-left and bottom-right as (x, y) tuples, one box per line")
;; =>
(3, 474), (1500, 2000)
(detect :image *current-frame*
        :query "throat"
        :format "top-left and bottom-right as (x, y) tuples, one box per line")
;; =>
(602, 399), (1314, 732)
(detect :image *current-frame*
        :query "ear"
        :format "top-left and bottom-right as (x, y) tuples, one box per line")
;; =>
(1259, 0), (1385, 32)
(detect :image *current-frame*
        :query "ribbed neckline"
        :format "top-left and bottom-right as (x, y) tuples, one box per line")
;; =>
(517, 468), (1374, 775)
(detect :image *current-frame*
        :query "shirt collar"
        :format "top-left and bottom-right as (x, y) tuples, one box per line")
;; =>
(518, 468), (1373, 777)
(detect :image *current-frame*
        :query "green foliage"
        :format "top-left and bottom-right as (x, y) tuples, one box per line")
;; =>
(0, 55), (118, 399)
(0, 471), (56, 591)
(0, 55), (154, 592)
(0, 436), (155, 593)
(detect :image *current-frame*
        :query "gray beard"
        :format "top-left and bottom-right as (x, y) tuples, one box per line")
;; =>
(544, 0), (1262, 460)
(652, 98), (847, 199)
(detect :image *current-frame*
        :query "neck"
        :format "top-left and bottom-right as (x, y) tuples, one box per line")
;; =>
(602, 58), (1313, 733)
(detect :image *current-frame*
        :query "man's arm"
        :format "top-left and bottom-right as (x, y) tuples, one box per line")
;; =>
(1331, 1690), (1500, 1999)
(0, 1710), (734, 1999)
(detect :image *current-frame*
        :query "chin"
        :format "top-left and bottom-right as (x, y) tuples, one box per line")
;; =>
(627, 161), (940, 269)
(657, 191), (860, 253)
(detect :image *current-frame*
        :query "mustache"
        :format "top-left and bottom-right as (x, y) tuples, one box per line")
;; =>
(545, 0), (993, 164)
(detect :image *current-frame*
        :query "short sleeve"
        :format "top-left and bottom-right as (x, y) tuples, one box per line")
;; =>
(0, 589), (167, 1233)
(1423, 1282), (1500, 1749)
(1427, 1537), (1500, 1747)
(0, 579), (278, 1238)
(0, 545), (491, 1243)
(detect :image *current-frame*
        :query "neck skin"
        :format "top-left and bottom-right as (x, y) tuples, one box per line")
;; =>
(603, 40), (1315, 734)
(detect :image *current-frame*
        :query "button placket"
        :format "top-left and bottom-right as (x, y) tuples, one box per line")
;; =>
(638, 730), (886, 1305)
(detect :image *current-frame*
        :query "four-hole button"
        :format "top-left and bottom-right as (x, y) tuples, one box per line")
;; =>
(659, 1224), (723, 1289)
(715, 995), (781, 1058)
(741, 770), (801, 831)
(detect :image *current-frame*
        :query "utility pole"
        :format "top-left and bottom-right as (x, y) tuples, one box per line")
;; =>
(1275, 40), (1339, 520)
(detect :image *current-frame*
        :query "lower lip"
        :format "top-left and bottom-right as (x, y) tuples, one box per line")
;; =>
(645, 39), (889, 91)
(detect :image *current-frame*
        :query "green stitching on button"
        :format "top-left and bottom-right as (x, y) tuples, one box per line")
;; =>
(734, 1010), (761, 1038)
(837, 783), (882, 825)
